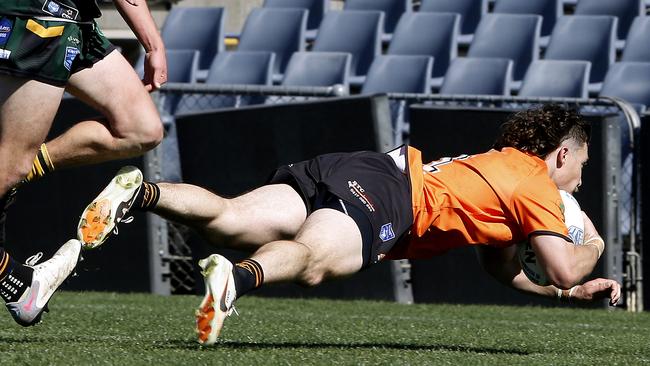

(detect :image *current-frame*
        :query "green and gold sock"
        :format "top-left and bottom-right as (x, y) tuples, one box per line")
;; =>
(24, 143), (55, 183)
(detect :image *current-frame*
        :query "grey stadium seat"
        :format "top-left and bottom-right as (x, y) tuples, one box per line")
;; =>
(621, 16), (650, 62)
(574, 0), (644, 41)
(361, 55), (433, 94)
(175, 51), (276, 113)
(343, 0), (413, 38)
(263, 0), (328, 39)
(160, 6), (225, 72)
(544, 15), (617, 86)
(492, 0), (562, 45)
(237, 8), (308, 76)
(600, 62), (650, 109)
(387, 12), (460, 86)
(419, 0), (488, 44)
(312, 10), (384, 80)
(281, 52), (351, 89)
(467, 14), (541, 82)
(518, 60), (591, 99)
(439, 57), (513, 96)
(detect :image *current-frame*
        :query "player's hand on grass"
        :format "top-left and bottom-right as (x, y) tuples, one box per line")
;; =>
(572, 278), (621, 306)
(143, 48), (167, 92)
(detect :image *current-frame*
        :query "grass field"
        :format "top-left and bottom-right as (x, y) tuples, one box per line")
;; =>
(1, 292), (649, 365)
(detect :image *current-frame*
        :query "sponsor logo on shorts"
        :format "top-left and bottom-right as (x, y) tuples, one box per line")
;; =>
(42, 0), (79, 21)
(0, 49), (11, 60)
(0, 18), (13, 48)
(379, 223), (395, 242)
(64, 47), (80, 71)
(347, 180), (375, 212)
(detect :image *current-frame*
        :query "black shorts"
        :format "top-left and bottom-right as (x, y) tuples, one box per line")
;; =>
(268, 150), (413, 268)
(0, 16), (115, 86)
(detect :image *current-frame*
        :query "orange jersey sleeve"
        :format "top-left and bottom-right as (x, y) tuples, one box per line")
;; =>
(387, 146), (569, 259)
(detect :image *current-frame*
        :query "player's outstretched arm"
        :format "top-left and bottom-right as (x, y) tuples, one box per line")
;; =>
(476, 246), (620, 305)
(113, 0), (167, 91)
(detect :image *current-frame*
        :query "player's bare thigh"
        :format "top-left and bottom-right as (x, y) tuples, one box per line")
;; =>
(0, 75), (64, 188)
(65, 50), (161, 139)
(294, 208), (364, 281)
(159, 183), (308, 251)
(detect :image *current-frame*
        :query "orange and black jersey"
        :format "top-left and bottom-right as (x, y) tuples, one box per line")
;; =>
(387, 146), (570, 259)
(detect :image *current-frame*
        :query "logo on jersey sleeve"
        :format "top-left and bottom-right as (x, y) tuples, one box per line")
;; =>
(43, 0), (79, 21)
(0, 17), (13, 48)
(379, 223), (395, 242)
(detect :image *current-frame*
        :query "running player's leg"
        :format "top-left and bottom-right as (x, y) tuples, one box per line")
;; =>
(45, 50), (163, 168)
(147, 183), (308, 251)
(0, 75), (81, 326)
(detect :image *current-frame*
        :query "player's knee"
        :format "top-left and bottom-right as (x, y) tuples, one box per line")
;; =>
(0, 156), (33, 193)
(299, 269), (326, 287)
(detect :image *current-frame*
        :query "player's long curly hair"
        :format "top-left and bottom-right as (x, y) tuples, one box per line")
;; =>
(492, 104), (590, 158)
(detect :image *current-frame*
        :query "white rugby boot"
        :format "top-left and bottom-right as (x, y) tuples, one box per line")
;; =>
(5, 239), (82, 326)
(196, 254), (238, 345)
(77, 166), (142, 249)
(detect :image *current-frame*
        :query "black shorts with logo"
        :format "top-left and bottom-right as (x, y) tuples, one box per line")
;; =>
(268, 150), (413, 268)
(0, 15), (115, 86)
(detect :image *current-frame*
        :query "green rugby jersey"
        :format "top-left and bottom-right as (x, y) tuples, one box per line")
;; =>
(1, 0), (102, 22)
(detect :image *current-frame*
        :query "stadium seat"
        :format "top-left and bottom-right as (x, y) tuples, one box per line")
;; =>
(621, 16), (650, 62)
(600, 62), (650, 108)
(439, 57), (513, 96)
(361, 55), (433, 94)
(158, 50), (200, 114)
(312, 10), (384, 81)
(263, 0), (328, 40)
(237, 8), (308, 77)
(141, 6), (224, 81)
(466, 14), (541, 83)
(492, 0), (562, 46)
(175, 51), (275, 113)
(418, 0), (488, 44)
(574, 0), (644, 42)
(387, 12), (460, 87)
(544, 15), (617, 87)
(343, 0), (412, 40)
(281, 52), (351, 89)
(518, 60), (591, 98)
(361, 55), (433, 145)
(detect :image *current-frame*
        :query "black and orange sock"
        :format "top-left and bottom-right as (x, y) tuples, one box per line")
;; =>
(23, 144), (55, 184)
(233, 259), (264, 297)
(133, 181), (160, 211)
(0, 249), (33, 303)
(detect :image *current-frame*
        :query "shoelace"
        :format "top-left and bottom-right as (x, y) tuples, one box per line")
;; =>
(113, 216), (134, 235)
(25, 252), (43, 266)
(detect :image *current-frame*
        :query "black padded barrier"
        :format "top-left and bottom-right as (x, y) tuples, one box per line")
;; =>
(407, 105), (622, 307)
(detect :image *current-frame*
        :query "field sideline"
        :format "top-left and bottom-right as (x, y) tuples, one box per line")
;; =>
(0, 292), (648, 365)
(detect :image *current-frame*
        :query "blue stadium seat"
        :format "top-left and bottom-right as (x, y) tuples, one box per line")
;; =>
(361, 55), (433, 145)
(175, 51), (275, 113)
(387, 12), (459, 86)
(343, 0), (412, 39)
(312, 10), (384, 80)
(544, 15), (617, 86)
(237, 8), (308, 76)
(518, 60), (591, 98)
(439, 57), (513, 96)
(467, 14), (541, 82)
(159, 50), (200, 114)
(161, 6), (225, 71)
(419, 0), (488, 44)
(263, 0), (327, 39)
(600, 62), (650, 108)
(621, 16), (650, 62)
(361, 55), (433, 94)
(281, 52), (351, 88)
(492, 0), (562, 45)
(574, 0), (644, 41)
